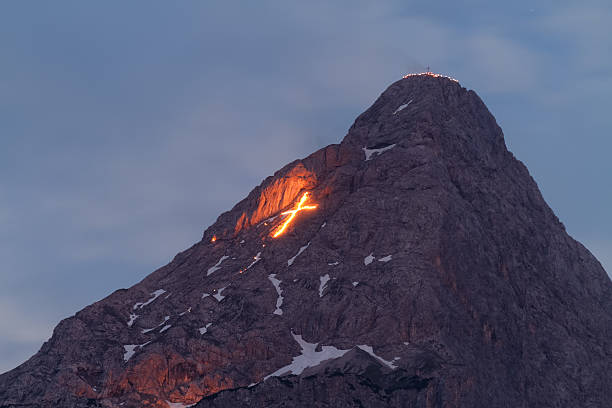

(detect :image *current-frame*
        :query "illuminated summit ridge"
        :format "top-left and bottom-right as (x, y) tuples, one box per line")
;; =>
(402, 71), (459, 83)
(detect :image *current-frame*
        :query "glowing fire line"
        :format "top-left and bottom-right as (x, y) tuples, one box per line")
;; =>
(272, 192), (317, 238)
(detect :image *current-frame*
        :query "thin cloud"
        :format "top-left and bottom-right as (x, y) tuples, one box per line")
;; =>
(540, 5), (612, 72)
(0, 0), (610, 374)
(584, 241), (612, 278)
(464, 34), (538, 92)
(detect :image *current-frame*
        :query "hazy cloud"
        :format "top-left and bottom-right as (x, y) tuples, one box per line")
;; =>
(1, 1), (610, 374)
(0, 298), (55, 373)
(584, 241), (612, 278)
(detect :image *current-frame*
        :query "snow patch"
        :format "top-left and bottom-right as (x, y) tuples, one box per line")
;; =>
(133, 289), (166, 310)
(198, 323), (212, 335)
(202, 293), (210, 299)
(357, 345), (398, 369)
(328, 261), (339, 266)
(268, 274), (284, 315)
(363, 144), (396, 161)
(319, 274), (330, 297)
(165, 401), (195, 408)
(288, 242), (310, 266)
(258, 215), (278, 227)
(246, 252), (262, 270)
(264, 332), (350, 380)
(213, 286), (228, 302)
(378, 255), (392, 262)
(393, 99), (413, 114)
(321, 222), (326, 228)
(364, 254), (375, 265)
(123, 345), (138, 362)
(352, 281), (359, 287)
(127, 313), (138, 327)
(179, 307), (191, 316)
(207, 255), (229, 276)
(159, 324), (171, 333)
(142, 316), (170, 334)
(123, 341), (151, 362)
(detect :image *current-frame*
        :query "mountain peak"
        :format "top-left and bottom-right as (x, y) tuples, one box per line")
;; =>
(343, 73), (506, 165)
(205, 73), (506, 246)
(2, 77), (611, 408)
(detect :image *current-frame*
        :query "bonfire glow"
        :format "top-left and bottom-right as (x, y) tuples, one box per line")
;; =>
(402, 72), (459, 83)
(272, 192), (317, 238)
(211, 235), (217, 242)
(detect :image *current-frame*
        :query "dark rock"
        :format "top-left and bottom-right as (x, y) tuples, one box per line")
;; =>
(195, 349), (433, 408)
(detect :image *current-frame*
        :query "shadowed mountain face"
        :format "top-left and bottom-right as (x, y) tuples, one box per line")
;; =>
(1, 75), (610, 408)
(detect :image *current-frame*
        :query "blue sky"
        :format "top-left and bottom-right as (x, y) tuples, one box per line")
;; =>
(1, 1), (610, 373)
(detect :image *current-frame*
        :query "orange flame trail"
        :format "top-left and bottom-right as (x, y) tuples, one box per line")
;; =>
(272, 192), (317, 238)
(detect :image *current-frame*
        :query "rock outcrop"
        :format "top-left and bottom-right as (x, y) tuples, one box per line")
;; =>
(1, 74), (610, 408)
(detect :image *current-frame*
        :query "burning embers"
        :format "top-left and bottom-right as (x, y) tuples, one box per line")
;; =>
(272, 192), (317, 238)
(402, 71), (459, 83)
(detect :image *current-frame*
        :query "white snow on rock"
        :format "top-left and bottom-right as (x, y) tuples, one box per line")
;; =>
(363, 144), (396, 161)
(123, 341), (151, 362)
(179, 307), (191, 316)
(142, 316), (170, 334)
(321, 222), (326, 228)
(213, 286), (228, 302)
(357, 345), (398, 369)
(378, 255), (392, 262)
(328, 261), (339, 266)
(198, 323), (212, 335)
(202, 293), (210, 299)
(258, 215), (278, 227)
(159, 324), (171, 333)
(288, 242), (310, 266)
(268, 274), (284, 315)
(127, 313), (138, 327)
(166, 401), (195, 408)
(352, 281), (359, 287)
(240, 239), (245, 244)
(246, 252), (262, 270)
(364, 254), (375, 265)
(133, 289), (166, 310)
(123, 345), (138, 362)
(207, 255), (229, 276)
(264, 332), (350, 380)
(392, 99), (413, 114)
(319, 274), (330, 297)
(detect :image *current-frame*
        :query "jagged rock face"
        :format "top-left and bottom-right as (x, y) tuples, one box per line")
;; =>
(195, 348), (433, 408)
(1, 74), (611, 408)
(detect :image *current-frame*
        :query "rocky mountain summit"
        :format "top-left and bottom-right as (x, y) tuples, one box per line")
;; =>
(1, 74), (611, 408)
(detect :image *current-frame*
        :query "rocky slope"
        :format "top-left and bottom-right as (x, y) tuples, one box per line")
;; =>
(1, 74), (611, 408)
